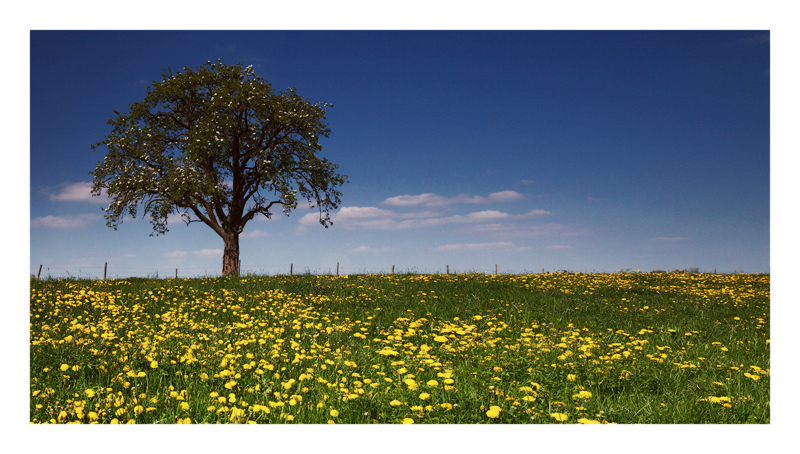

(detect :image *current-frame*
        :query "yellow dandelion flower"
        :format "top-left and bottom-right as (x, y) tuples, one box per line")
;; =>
(572, 391), (592, 400)
(550, 413), (568, 422)
(486, 406), (502, 418)
(577, 418), (601, 424)
(402, 418), (414, 424)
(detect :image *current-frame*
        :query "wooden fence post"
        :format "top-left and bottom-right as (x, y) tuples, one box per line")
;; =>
(336, 262), (339, 276)
(37, 264), (42, 281)
(290, 263), (293, 276)
(446, 265), (449, 274)
(495, 264), (498, 275)
(392, 265), (394, 274)
(175, 268), (178, 279)
(104, 262), (107, 280)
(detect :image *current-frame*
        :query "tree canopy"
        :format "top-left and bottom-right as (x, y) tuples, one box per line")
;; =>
(91, 59), (348, 276)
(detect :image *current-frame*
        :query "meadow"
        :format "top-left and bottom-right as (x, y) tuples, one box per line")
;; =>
(29, 271), (770, 424)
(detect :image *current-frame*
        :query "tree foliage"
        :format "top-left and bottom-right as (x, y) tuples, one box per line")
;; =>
(90, 59), (347, 275)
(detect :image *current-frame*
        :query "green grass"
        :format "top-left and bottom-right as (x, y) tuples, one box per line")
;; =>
(29, 271), (769, 424)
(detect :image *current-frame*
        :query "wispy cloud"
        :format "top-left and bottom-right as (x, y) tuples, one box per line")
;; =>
(435, 242), (531, 252)
(382, 191), (524, 207)
(299, 207), (550, 231)
(349, 245), (400, 253)
(31, 213), (102, 229)
(649, 237), (687, 243)
(241, 229), (270, 239)
(468, 222), (590, 238)
(738, 32), (769, 45)
(48, 181), (110, 204)
(164, 249), (223, 259)
(546, 245), (571, 250)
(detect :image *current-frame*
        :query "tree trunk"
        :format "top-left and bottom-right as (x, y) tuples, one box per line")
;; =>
(222, 231), (240, 277)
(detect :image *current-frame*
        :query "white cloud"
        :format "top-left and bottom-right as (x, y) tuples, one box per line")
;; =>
(337, 206), (394, 219)
(300, 204), (551, 231)
(516, 209), (552, 217)
(396, 210), (441, 219)
(381, 190), (524, 207)
(468, 222), (589, 238)
(435, 242), (531, 252)
(31, 213), (102, 229)
(241, 229), (270, 239)
(349, 245), (400, 253)
(299, 206), (395, 227)
(483, 191), (525, 203)
(382, 193), (446, 207)
(546, 245), (571, 250)
(165, 250), (188, 259)
(167, 212), (192, 225)
(49, 181), (110, 204)
(462, 210), (511, 222)
(164, 249), (223, 259)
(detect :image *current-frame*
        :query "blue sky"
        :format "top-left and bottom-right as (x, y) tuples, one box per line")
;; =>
(29, 30), (771, 277)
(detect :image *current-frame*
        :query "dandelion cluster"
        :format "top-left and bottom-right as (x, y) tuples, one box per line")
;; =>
(30, 271), (769, 424)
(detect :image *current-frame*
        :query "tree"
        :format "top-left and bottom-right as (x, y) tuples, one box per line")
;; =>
(90, 60), (348, 277)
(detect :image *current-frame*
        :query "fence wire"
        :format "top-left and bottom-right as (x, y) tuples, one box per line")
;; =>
(29, 264), (748, 280)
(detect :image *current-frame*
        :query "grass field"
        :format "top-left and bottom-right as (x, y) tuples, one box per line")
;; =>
(29, 271), (769, 424)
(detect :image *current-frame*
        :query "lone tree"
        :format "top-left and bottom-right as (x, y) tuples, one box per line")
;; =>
(90, 60), (348, 276)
